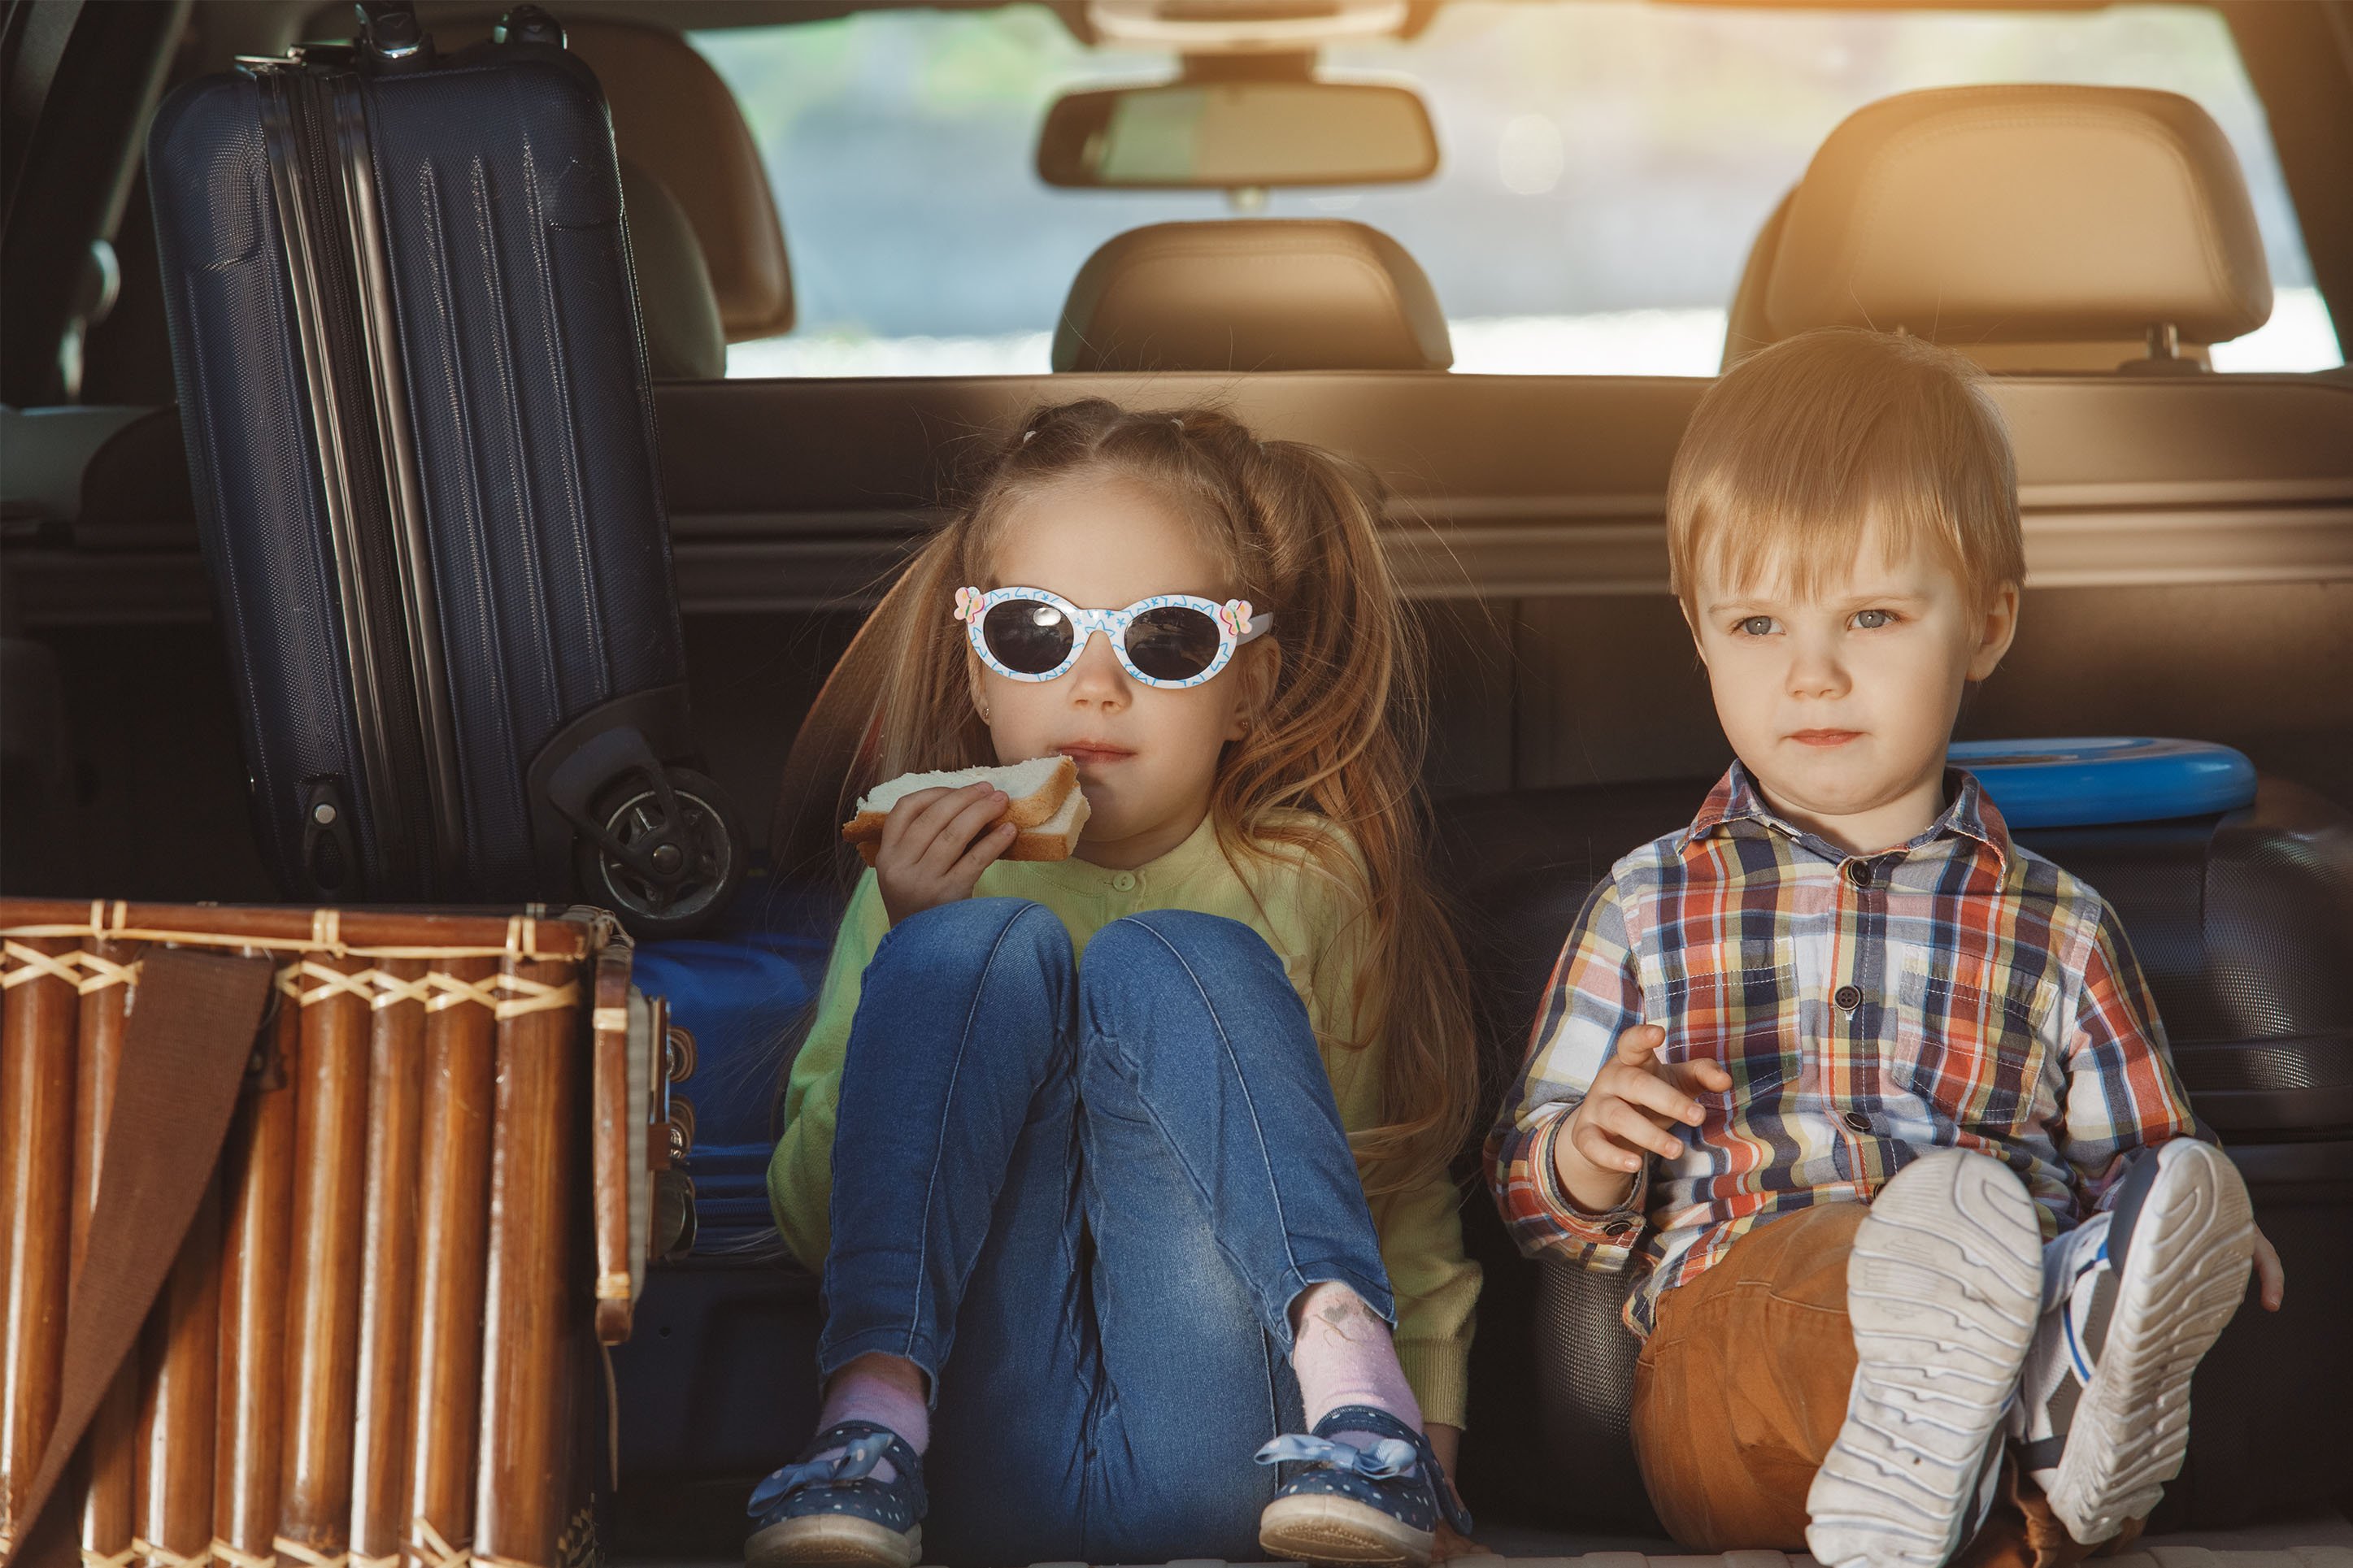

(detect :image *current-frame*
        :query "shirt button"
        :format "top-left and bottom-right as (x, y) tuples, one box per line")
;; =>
(1846, 858), (1874, 888)
(1603, 1219), (1635, 1236)
(1111, 872), (1137, 893)
(1833, 984), (1863, 1012)
(1843, 1110), (1872, 1133)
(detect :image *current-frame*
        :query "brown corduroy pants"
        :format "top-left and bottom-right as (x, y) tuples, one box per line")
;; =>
(1627, 1203), (2135, 1568)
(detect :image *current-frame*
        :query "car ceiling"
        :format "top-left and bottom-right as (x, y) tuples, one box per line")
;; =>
(348, 0), (2125, 50)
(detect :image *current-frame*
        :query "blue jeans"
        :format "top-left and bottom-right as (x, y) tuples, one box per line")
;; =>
(820, 898), (1396, 1566)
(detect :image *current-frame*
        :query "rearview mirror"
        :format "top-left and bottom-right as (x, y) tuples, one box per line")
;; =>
(1037, 79), (1437, 189)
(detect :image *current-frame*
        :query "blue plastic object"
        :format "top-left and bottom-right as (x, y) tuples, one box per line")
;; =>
(1946, 737), (2256, 829)
(633, 875), (841, 1249)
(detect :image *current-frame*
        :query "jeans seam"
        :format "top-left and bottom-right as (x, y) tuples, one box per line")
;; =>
(907, 901), (1048, 1362)
(1117, 917), (1308, 1326)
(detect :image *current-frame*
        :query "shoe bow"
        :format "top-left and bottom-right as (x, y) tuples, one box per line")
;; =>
(1252, 1432), (1420, 1481)
(746, 1430), (894, 1515)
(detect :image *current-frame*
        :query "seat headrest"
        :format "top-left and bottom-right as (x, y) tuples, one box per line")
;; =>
(1738, 85), (2271, 368)
(1054, 220), (1451, 373)
(559, 20), (794, 344)
(618, 158), (725, 380)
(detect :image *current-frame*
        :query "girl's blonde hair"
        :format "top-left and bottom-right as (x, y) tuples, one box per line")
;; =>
(1669, 328), (2025, 616)
(857, 397), (1477, 1192)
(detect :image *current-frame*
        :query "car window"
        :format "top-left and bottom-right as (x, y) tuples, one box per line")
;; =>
(694, 2), (2342, 379)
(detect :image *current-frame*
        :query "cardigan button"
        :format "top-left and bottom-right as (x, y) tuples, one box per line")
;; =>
(1112, 871), (1137, 893)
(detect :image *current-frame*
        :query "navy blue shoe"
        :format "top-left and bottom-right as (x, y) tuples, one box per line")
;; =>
(744, 1421), (926, 1568)
(1255, 1405), (1474, 1566)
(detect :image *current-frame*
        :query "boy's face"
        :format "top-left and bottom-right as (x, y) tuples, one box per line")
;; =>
(1686, 526), (2019, 855)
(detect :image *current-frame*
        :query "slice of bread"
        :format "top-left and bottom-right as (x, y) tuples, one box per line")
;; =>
(842, 755), (1086, 863)
(999, 782), (1091, 862)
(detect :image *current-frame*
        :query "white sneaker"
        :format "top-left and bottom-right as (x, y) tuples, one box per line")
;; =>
(2012, 1139), (2253, 1546)
(1806, 1151), (2042, 1568)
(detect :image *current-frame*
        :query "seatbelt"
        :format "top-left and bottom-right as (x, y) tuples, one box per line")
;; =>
(10, 946), (275, 1568)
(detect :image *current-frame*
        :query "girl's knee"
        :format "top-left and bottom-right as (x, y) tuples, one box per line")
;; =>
(850, 900), (1076, 1087)
(869, 897), (1073, 997)
(1078, 911), (1297, 1036)
(1086, 909), (1281, 982)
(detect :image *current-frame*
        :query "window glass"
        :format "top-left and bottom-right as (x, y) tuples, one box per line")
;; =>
(695, 2), (2341, 377)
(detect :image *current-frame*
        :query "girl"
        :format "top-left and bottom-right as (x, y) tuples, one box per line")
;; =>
(753, 400), (1482, 1568)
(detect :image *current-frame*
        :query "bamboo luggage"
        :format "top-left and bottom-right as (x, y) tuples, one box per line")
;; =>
(0, 900), (694, 1568)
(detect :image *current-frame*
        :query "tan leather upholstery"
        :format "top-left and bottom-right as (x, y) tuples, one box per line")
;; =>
(618, 158), (725, 380)
(559, 20), (793, 344)
(1724, 85), (2272, 371)
(1053, 219), (1452, 373)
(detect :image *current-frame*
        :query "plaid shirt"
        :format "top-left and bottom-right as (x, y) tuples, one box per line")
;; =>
(1487, 762), (2202, 1336)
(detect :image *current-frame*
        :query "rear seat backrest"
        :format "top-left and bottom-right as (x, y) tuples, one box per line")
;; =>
(1723, 85), (2273, 372)
(556, 20), (794, 344)
(1054, 219), (1453, 372)
(618, 158), (725, 380)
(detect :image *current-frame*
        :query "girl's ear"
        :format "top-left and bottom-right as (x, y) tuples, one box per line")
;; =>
(965, 644), (994, 724)
(1224, 636), (1279, 741)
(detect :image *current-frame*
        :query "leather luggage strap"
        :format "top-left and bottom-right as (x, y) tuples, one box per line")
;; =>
(12, 948), (276, 1568)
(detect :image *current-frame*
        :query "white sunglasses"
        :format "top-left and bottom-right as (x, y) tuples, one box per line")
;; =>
(955, 585), (1273, 689)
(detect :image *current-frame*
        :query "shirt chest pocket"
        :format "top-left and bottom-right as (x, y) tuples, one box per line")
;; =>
(1891, 955), (2052, 1136)
(1656, 957), (1798, 1113)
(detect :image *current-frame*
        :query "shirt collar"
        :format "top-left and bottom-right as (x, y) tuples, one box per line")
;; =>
(1679, 759), (2012, 868)
(1021, 806), (1223, 896)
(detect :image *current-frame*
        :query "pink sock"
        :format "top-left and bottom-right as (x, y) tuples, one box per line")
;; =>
(1290, 1282), (1423, 1450)
(812, 1353), (929, 1483)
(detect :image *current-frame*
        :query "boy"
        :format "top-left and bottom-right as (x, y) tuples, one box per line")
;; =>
(1488, 328), (2282, 1568)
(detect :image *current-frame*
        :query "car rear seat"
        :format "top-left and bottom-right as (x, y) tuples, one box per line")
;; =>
(1054, 218), (1453, 371)
(1722, 85), (2273, 372)
(523, 15), (794, 380)
(550, 18), (794, 347)
(620, 158), (727, 380)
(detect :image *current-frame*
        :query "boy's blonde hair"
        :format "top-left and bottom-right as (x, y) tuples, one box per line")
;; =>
(1667, 328), (2025, 616)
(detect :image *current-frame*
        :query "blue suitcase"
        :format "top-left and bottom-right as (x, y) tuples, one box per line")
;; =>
(146, 2), (738, 934)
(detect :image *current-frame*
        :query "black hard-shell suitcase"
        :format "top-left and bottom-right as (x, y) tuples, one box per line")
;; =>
(147, 2), (738, 934)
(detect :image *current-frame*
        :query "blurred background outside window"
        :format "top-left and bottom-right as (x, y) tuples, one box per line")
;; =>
(696, 2), (2343, 378)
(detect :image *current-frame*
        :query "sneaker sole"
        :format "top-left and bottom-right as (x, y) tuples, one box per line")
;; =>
(1806, 1151), (2043, 1568)
(2044, 1140), (2253, 1544)
(746, 1514), (920, 1568)
(1259, 1492), (1434, 1567)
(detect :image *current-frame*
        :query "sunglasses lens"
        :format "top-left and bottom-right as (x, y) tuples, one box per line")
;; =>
(1124, 605), (1224, 683)
(981, 598), (1074, 675)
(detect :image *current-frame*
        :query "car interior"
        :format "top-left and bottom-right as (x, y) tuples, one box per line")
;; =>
(2, 0), (2349, 1561)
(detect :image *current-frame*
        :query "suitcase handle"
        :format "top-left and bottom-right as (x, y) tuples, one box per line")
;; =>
(353, 0), (433, 70)
(493, 6), (567, 48)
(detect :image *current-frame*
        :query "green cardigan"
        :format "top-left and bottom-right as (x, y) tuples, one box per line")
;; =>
(767, 810), (1481, 1427)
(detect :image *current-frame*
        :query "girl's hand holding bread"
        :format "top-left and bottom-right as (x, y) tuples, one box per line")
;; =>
(847, 756), (1093, 926)
(1551, 1023), (1733, 1214)
(872, 780), (1018, 926)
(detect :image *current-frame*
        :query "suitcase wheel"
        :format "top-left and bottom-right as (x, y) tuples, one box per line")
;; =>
(574, 766), (744, 939)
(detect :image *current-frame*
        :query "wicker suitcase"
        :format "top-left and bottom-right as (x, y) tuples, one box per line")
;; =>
(0, 900), (692, 1568)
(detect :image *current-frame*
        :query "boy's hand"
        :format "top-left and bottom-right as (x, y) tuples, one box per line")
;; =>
(1552, 1023), (1733, 1215)
(875, 782), (1016, 927)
